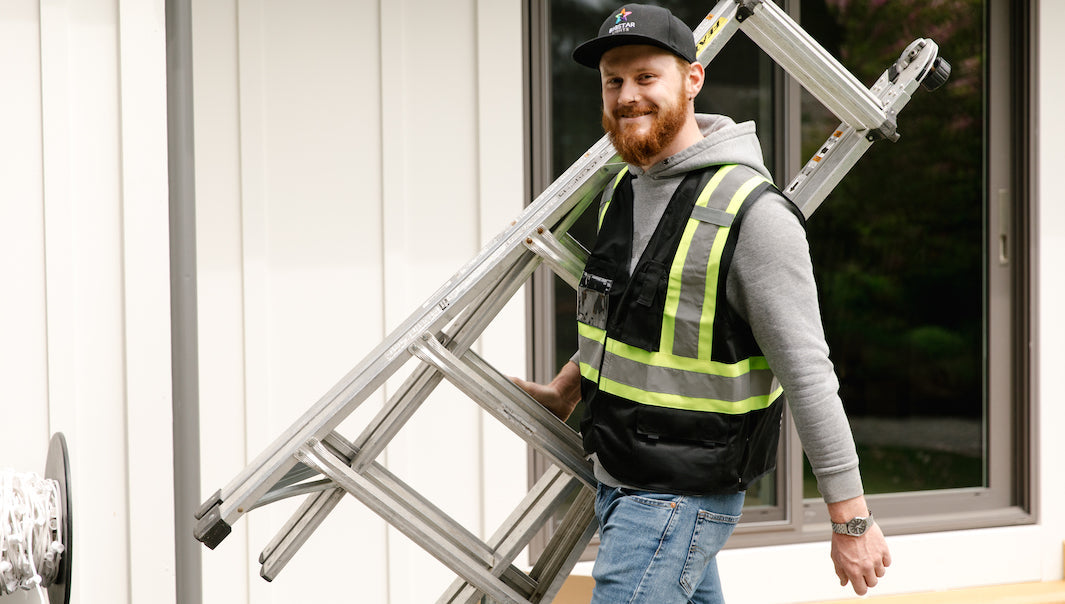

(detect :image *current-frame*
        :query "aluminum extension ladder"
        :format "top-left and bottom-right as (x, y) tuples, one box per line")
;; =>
(194, 1), (949, 602)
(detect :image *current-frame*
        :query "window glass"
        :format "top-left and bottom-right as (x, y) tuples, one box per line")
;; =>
(799, 0), (987, 496)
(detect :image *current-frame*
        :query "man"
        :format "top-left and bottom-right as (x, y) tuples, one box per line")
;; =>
(513, 4), (891, 603)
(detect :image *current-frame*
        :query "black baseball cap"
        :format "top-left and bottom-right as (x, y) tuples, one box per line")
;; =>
(572, 4), (697, 69)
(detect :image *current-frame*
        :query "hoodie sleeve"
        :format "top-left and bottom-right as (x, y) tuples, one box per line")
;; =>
(725, 192), (865, 503)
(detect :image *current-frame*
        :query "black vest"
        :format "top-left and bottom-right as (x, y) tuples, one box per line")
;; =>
(577, 164), (805, 495)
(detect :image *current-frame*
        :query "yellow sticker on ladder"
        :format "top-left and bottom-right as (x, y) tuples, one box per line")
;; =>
(696, 17), (729, 56)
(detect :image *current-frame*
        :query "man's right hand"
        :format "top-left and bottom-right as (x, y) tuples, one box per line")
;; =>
(511, 361), (582, 421)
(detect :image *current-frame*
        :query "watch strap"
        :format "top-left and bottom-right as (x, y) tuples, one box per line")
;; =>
(831, 512), (874, 536)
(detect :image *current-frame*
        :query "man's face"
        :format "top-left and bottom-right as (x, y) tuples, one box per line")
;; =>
(599, 45), (695, 167)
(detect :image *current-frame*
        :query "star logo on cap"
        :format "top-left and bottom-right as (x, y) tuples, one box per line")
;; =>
(615, 8), (632, 24)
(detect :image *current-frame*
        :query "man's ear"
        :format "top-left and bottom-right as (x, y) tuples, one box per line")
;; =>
(687, 62), (705, 100)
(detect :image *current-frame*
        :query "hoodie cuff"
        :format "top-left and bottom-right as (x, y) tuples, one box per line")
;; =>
(815, 467), (865, 504)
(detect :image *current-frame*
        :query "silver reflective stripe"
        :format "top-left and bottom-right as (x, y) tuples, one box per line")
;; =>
(577, 329), (606, 373)
(599, 349), (775, 402)
(670, 166), (759, 359)
(690, 206), (734, 226)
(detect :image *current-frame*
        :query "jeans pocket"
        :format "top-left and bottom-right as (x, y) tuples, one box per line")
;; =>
(679, 509), (742, 598)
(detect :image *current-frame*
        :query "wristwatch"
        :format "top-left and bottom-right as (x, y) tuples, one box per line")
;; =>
(831, 512), (874, 537)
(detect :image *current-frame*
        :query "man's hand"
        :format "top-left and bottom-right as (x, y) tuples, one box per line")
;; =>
(831, 522), (891, 595)
(827, 495), (891, 595)
(511, 361), (581, 421)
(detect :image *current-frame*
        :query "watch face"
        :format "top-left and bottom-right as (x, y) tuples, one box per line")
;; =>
(847, 518), (868, 535)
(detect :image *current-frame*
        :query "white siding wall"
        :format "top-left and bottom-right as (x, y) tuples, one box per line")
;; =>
(191, 1), (528, 603)
(0, 1), (175, 604)
(0, 1), (1063, 603)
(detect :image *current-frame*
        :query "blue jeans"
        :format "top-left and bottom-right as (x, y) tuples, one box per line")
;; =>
(590, 484), (745, 604)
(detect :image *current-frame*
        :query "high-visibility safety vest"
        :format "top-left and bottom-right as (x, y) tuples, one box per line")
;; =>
(577, 163), (804, 495)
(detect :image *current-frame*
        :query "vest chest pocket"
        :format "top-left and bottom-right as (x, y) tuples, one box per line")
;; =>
(634, 261), (667, 307)
(577, 273), (612, 331)
(610, 260), (669, 352)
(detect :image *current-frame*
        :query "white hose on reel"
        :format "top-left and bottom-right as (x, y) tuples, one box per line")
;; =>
(0, 470), (65, 603)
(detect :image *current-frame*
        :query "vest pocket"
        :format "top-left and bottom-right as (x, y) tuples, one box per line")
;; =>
(634, 261), (666, 307)
(612, 261), (668, 351)
(630, 405), (746, 493)
(636, 406), (727, 448)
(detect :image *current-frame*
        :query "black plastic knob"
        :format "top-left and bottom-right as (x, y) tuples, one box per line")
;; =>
(921, 57), (951, 91)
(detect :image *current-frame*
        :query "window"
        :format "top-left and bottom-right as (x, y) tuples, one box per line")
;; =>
(527, 0), (1031, 544)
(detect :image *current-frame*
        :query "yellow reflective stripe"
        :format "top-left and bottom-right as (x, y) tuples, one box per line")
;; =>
(697, 174), (769, 359)
(577, 321), (606, 344)
(598, 167), (630, 230)
(599, 376), (783, 414)
(659, 165), (735, 355)
(579, 361), (600, 382)
(604, 337), (770, 377)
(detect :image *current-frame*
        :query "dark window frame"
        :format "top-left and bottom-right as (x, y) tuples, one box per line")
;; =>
(524, 0), (1035, 552)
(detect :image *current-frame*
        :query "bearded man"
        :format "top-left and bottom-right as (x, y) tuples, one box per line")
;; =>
(512, 4), (892, 603)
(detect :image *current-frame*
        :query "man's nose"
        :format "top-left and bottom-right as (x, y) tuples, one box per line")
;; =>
(618, 80), (640, 104)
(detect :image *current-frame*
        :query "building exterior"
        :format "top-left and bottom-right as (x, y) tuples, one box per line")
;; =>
(0, 1), (1060, 603)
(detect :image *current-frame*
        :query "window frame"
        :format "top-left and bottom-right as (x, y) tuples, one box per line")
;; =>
(524, 0), (1035, 551)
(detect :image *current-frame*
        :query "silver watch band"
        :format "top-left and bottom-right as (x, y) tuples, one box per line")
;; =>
(831, 512), (874, 536)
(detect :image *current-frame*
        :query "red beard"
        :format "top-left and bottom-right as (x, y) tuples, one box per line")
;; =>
(602, 88), (688, 167)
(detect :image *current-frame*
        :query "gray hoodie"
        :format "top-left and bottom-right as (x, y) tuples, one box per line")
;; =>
(592, 114), (864, 503)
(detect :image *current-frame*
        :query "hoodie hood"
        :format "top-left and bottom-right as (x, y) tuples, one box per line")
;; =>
(636, 114), (772, 181)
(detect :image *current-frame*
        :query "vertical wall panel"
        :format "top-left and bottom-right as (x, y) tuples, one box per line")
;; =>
(0, 1), (50, 479)
(194, 0), (391, 602)
(0, 0), (176, 602)
(379, 0), (488, 600)
(243, 0), (389, 602)
(189, 0), (252, 599)
(472, 0), (531, 541)
(191, 0), (529, 602)
(40, 0), (133, 601)
(117, 0), (177, 601)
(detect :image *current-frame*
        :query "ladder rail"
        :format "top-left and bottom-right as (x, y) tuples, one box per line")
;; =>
(252, 182), (596, 576)
(196, 136), (619, 541)
(784, 38), (944, 217)
(738, 0), (891, 135)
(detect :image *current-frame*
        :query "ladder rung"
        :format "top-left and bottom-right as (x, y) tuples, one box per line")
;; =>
(350, 253), (542, 473)
(259, 487), (344, 581)
(297, 439), (531, 604)
(523, 228), (587, 290)
(409, 335), (595, 488)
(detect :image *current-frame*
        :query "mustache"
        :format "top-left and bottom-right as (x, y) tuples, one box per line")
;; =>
(611, 104), (658, 120)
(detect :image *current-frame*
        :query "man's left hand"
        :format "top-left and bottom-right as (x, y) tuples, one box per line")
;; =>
(830, 523), (891, 595)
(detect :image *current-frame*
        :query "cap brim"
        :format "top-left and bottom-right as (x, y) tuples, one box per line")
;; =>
(572, 34), (690, 69)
